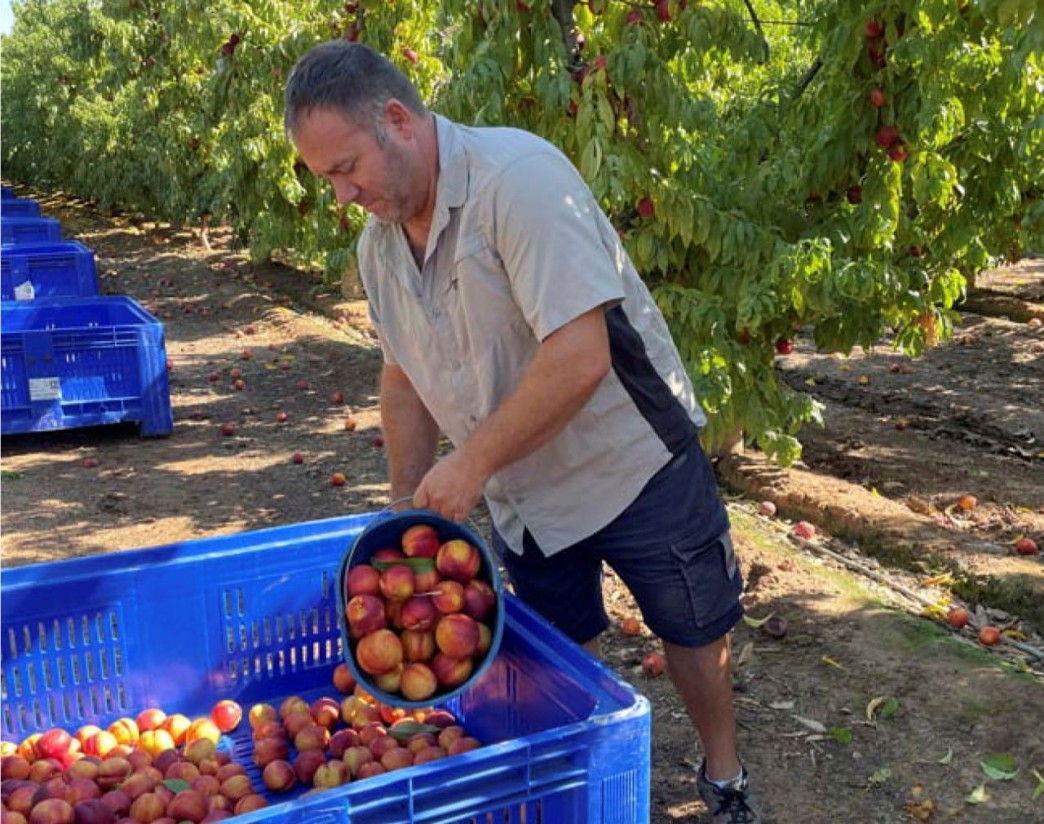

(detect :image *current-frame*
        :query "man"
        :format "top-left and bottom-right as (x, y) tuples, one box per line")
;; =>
(285, 41), (762, 823)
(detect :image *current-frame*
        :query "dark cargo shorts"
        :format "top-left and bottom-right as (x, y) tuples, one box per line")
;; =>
(491, 437), (745, 647)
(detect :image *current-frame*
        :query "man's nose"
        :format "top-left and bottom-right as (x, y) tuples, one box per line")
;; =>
(333, 180), (360, 207)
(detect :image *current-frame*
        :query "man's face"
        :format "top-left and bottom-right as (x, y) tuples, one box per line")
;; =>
(292, 104), (418, 225)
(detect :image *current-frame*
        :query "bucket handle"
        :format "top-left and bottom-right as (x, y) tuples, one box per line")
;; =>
(378, 495), (487, 545)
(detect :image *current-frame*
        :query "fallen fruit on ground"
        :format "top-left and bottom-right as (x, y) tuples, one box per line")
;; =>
(957, 494), (977, 511)
(763, 616), (788, 639)
(1014, 537), (1038, 555)
(620, 616), (642, 636)
(792, 521), (816, 540)
(758, 500), (777, 518)
(978, 625), (1001, 646)
(641, 652), (666, 677)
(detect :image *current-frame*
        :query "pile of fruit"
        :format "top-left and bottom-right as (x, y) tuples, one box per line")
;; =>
(0, 662), (483, 823)
(343, 522), (499, 703)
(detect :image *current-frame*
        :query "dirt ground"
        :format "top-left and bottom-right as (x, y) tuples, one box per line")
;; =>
(2, 189), (1042, 823)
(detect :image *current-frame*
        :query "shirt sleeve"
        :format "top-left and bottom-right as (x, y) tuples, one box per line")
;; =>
(490, 150), (626, 341)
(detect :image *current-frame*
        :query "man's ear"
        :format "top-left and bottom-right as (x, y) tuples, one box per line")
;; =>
(383, 98), (414, 138)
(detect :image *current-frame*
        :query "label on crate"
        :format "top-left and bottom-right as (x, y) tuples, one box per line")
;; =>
(28, 377), (61, 401)
(13, 281), (35, 301)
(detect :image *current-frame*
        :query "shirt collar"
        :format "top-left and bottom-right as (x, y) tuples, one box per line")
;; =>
(431, 114), (468, 235)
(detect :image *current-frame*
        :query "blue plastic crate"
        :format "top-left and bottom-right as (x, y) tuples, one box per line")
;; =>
(0, 295), (173, 437)
(1, 185), (14, 199)
(1, 197), (41, 217)
(1, 216), (62, 244)
(0, 514), (652, 824)
(1, 240), (99, 301)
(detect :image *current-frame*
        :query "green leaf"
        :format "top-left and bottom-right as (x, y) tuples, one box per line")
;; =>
(829, 726), (853, 744)
(1032, 769), (1044, 801)
(966, 783), (989, 805)
(387, 720), (441, 741)
(163, 778), (191, 793)
(879, 698), (899, 720)
(981, 754), (1019, 781)
(0, 470), (25, 480)
(939, 748), (954, 765)
(369, 557), (436, 573)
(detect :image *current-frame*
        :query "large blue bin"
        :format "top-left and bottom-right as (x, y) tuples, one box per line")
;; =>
(0, 514), (653, 823)
(0, 295), (173, 436)
(1, 216), (62, 244)
(0, 197), (41, 217)
(1, 240), (99, 301)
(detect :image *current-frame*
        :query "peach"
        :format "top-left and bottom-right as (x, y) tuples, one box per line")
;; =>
(261, 760), (296, 794)
(373, 664), (403, 694)
(232, 794), (267, 815)
(83, 732), (119, 759)
(214, 763), (246, 783)
(347, 594), (387, 638)
(356, 761), (386, 779)
(339, 694), (364, 726)
(406, 733), (438, 754)
(16, 734), (40, 762)
(293, 724), (330, 753)
(138, 730), (175, 759)
(209, 701), (242, 734)
(350, 703), (383, 731)
(251, 720), (284, 743)
(413, 745), (447, 766)
(247, 703), (277, 730)
(309, 697), (341, 729)
(65, 758), (101, 783)
(190, 775), (221, 797)
(435, 540), (481, 582)
(385, 599), (404, 630)
(106, 718), (139, 747)
(164, 761), (199, 784)
(151, 750), (180, 775)
(357, 722), (387, 747)
(0, 740), (16, 757)
(346, 565), (381, 597)
(182, 738), (215, 766)
(380, 747), (414, 772)
(6, 784), (36, 816)
(166, 789), (208, 822)
(413, 564), (442, 594)
(1, 755), (31, 781)
(292, 749), (326, 785)
(436, 725), (466, 751)
(75, 725), (102, 748)
(368, 735), (401, 759)
(32, 776), (71, 805)
(400, 663), (438, 703)
(184, 718), (221, 747)
(356, 628), (403, 676)
(311, 760), (349, 789)
(207, 794), (233, 815)
(447, 736), (482, 756)
(99, 789), (131, 817)
(462, 580), (496, 622)
(332, 662), (357, 694)
(422, 709), (458, 729)
(282, 709), (314, 740)
(326, 729), (357, 760)
(159, 715), (191, 746)
(28, 758), (62, 785)
(400, 596), (438, 632)
(36, 729), (74, 760)
(401, 629), (436, 663)
(28, 799), (74, 824)
(431, 580), (465, 614)
(379, 565), (415, 602)
(401, 524), (441, 558)
(380, 704), (408, 726)
(342, 745), (374, 778)
(371, 547), (406, 563)
(251, 736), (288, 769)
(66, 777), (101, 804)
(96, 757), (133, 791)
(118, 772), (154, 802)
(278, 696), (309, 721)
(435, 613), (480, 659)
(70, 799), (115, 824)
(128, 792), (165, 823)
(135, 709), (166, 733)
(217, 774), (252, 803)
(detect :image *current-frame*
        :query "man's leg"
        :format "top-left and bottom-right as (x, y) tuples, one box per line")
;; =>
(664, 636), (740, 782)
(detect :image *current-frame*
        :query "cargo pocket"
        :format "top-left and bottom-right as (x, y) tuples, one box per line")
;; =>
(668, 527), (743, 630)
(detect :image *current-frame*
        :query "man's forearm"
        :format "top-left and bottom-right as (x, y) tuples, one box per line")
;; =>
(380, 363), (440, 502)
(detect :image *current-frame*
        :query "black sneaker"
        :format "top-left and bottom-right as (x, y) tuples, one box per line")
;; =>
(696, 761), (763, 823)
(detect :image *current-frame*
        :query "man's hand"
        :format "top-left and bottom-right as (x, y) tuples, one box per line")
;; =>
(412, 449), (489, 522)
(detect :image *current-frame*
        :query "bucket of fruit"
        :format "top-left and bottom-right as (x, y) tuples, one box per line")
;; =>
(336, 504), (506, 708)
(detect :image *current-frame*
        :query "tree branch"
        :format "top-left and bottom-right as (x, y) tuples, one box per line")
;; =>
(792, 58), (823, 100)
(551, 0), (582, 72)
(742, 0), (770, 62)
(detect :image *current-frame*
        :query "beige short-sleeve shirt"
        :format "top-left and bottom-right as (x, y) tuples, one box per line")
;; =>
(358, 115), (705, 556)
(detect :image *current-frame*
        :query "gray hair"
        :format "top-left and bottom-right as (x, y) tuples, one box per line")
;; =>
(283, 41), (427, 137)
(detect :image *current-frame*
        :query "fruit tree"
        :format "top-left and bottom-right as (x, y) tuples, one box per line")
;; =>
(2, 0), (1041, 463)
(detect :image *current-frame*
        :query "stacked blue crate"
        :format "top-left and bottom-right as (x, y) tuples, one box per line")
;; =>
(0, 191), (174, 437)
